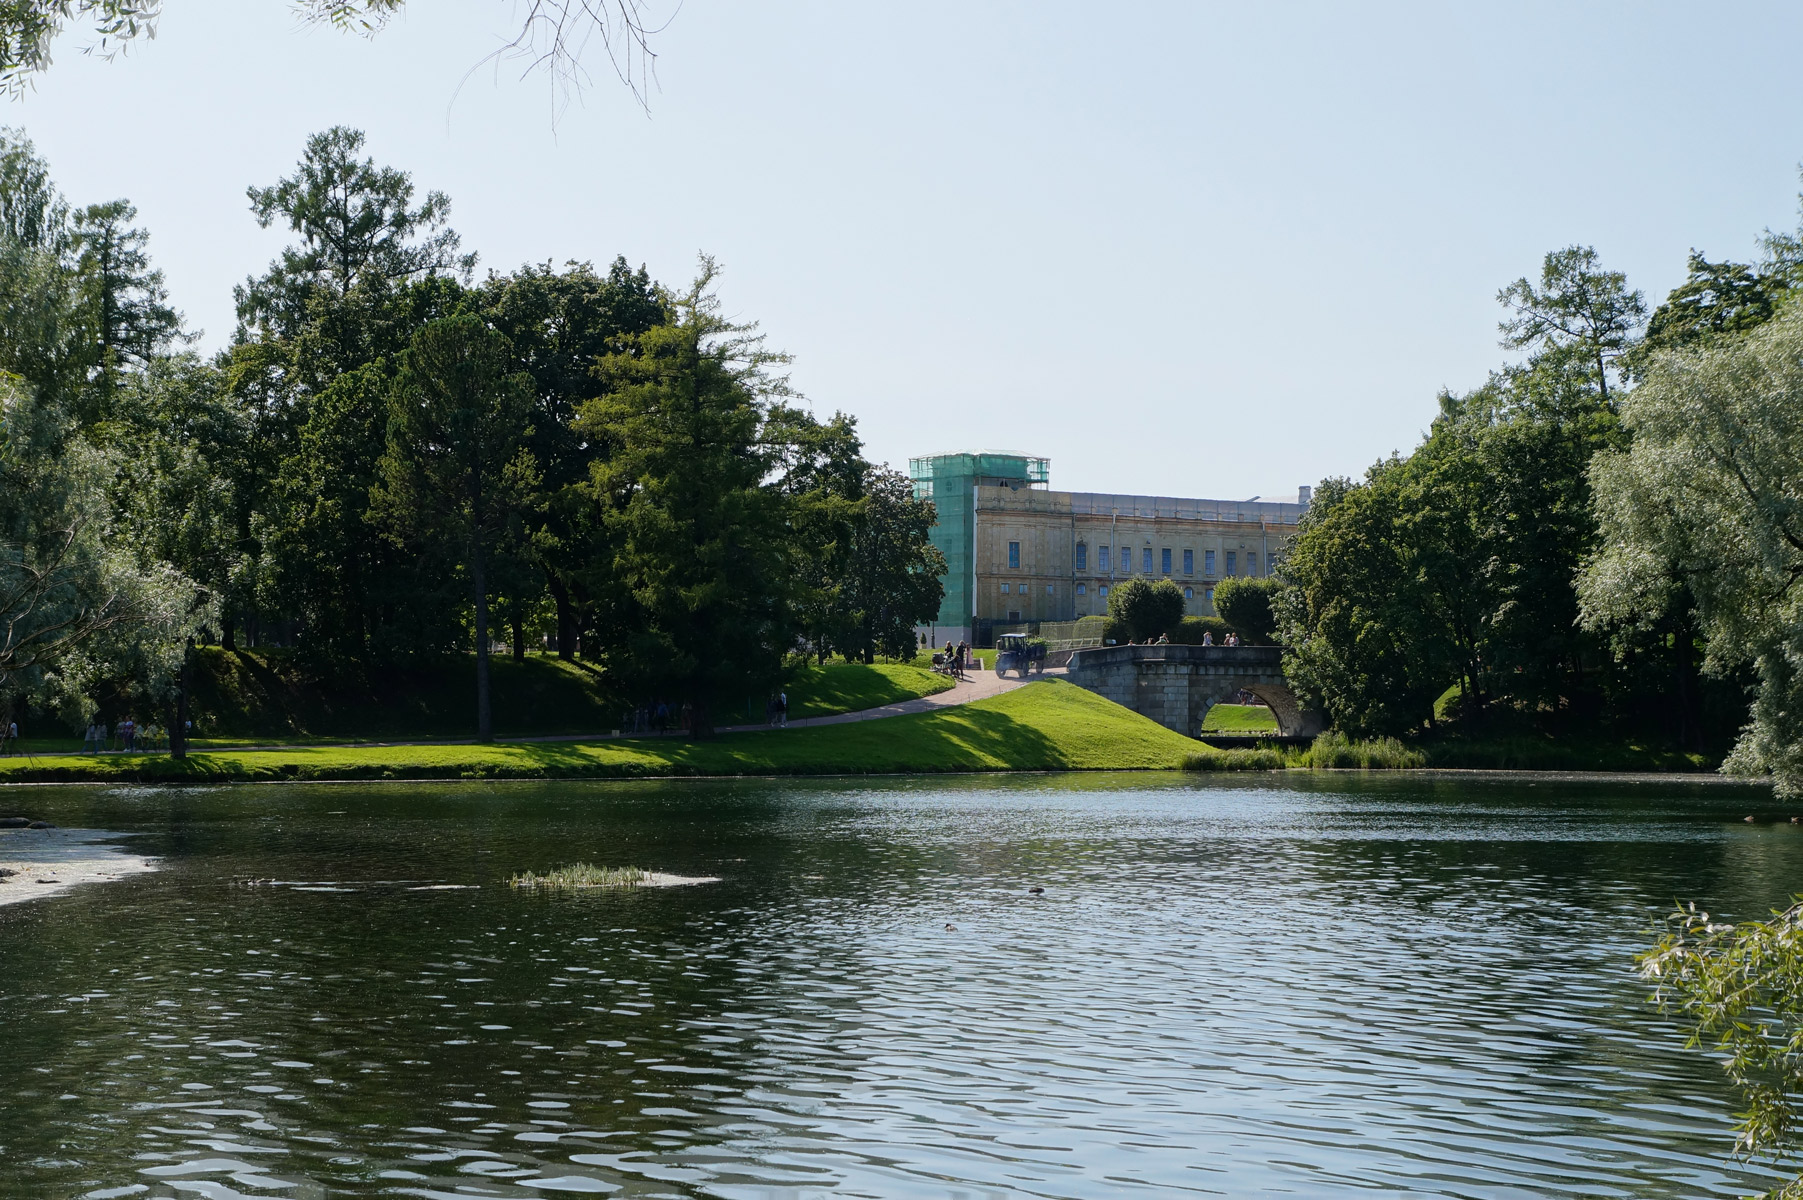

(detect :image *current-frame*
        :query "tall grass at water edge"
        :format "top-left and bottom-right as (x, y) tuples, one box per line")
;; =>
(1182, 731), (1425, 772)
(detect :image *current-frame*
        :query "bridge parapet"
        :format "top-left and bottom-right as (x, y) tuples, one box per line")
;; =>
(1067, 644), (1323, 739)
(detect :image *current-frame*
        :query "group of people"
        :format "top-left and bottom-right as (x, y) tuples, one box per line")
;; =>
(622, 701), (693, 736)
(81, 719), (170, 753)
(932, 640), (974, 678)
(765, 691), (789, 726)
(1195, 630), (1243, 647)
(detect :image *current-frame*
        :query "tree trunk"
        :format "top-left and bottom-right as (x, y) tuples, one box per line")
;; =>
(547, 571), (575, 661)
(222, 614), (237, 653)
(171, 639), (192, 759)
(474, 543), (492, 742)
(511, 597), (525, 662)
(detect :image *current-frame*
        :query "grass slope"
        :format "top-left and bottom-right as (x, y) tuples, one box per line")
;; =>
(0, 679), (1198, 783)
(769, 660), (953, 720)
(1200, 703), (1279, 733)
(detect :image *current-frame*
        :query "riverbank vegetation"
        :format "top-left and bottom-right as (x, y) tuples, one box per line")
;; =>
(0, 127), (948, 747)
(1265, 231), (1803, 793)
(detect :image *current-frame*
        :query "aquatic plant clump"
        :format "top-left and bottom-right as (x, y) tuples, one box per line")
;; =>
(508, 863), (648, 890)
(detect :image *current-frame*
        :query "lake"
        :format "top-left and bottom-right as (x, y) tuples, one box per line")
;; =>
(0, 773), (1789, 1198)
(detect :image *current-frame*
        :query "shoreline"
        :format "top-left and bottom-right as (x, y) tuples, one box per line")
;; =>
(0, 828), (158, 906)
(0, 764), (1765, 788)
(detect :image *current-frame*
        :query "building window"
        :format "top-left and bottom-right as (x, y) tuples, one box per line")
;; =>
(1141, 547), (1153, 574)
(1226, 551), (1237, 576)
(1184, 586), (1194, 599)
(1077, 584), (1087, 596)
(1161, 548), (1172, 575)
(1246, 556), (1259, 577)
(1000, 583), (1010, 594)
(1099, 585), (1109, 597)
(1046, 584), (1054, 594)
(1007, 610), (1021, 623)
(1205, 586), (1215, 605)
(1075, 543), (1087, 571)
(1205, 549), (1216, 575)
(1099, 545), (1109, 572)
(1120, 546), (1131, 573)
(1008, 541), (1020, 569)
(1183, 549), (1194, 575)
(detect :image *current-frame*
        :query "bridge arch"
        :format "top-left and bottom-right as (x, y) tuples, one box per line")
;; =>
(1065, 645), (1324, 739)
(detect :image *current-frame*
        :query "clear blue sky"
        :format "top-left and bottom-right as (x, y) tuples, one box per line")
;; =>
(16, 1), (1803, 499)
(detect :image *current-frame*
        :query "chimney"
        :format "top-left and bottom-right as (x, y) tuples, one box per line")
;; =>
(1298, 484), (1312, 506)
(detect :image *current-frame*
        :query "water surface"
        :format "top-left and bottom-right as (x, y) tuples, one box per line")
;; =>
(0, 773), (1789, 1197)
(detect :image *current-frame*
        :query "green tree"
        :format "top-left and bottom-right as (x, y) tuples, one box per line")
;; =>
(0, 372), (207, 730)
(480, 257), (667, 659)
(237, 126), (473, 347)
(1212, 575), (1279, 644)
(841, 466), (946, 662)
(1579, 305), (1803, 795)
(1108, 577), (1184, 642)
(1276, 468), (1457, 734)
(576, 258), (797, 736)
(72, 198), (183, 401)
(1498, 244), (1646, 408)
(1641, 251), (1787, 356)
(375, 315), (536, 740)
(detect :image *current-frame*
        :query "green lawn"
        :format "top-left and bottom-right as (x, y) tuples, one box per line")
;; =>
(775, 659), (953, 720)
(1200, 703), (1279, 733)
(0, 679), (1200, 783)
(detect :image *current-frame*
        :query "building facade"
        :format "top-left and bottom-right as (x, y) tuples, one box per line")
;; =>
(909, 451), (1309, 647)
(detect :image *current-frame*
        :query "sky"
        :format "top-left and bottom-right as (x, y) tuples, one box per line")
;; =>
(14, 1), (1803, 499)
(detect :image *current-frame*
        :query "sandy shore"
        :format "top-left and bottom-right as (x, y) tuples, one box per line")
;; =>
(0, 827), (157, 907)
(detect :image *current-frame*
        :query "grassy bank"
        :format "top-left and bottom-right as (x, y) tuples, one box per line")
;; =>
(0, 650), (952, 751)
(0, 679), (1196, 783)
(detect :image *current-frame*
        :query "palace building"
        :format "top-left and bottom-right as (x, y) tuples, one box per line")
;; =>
(908, 451), (1310, 647)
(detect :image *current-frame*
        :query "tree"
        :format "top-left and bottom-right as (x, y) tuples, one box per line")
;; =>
(0, 372), (207, 730)
(1276, 467), (1458, 734)
(72, 199), (183, 399)
(1579, 305), (1803, 796)
(480, 257), (668, 659)
(1498, 245), (1646, 407)
(1108, 577), (1184, 642)
(1640, 899), (1803, 1200)
(1640, 251), (1788, 356)
(577, 258), (797, 736)
(237, 126), (474, 345)
(841, 466), (946, 662)
(375, 315), (536, 740)
(1212, 575), (1279, 644)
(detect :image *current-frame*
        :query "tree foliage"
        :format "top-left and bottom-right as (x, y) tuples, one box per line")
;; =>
(1641, 900), (1803, 1198)
(1211, 575), (1278, 644)
(1580, 306), (1803, 796)
(1107, 577), (1184, 642)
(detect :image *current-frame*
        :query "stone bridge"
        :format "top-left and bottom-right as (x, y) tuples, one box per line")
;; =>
(1066, 644), (1324, 739)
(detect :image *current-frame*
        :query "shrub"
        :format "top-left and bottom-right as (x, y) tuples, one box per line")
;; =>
(1292, 731), (1425, 769)
(1212, 576), (1281, 644)
(1106, 577), (1186, 641)
(1180, 745), (1285, 771)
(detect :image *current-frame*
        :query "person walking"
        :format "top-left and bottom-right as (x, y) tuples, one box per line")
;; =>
(778, 691), (789, 727)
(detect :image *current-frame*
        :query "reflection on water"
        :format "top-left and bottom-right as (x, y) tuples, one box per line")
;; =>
(0, 773), (1789, 1197)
